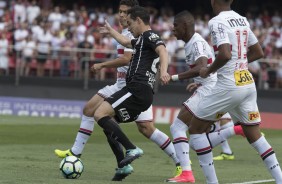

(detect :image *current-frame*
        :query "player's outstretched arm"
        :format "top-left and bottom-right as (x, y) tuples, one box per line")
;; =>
(200, 43), (231, 78)
(172, 57), (208, 81)
(91, 51), (132, 73)
(155, 45), (170, 85)
(100, 20), (132, 48)
(247, 43), (264, 63)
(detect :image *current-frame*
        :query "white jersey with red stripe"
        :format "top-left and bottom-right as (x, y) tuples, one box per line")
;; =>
(116, 28), (134, 85)
(209, 10), (258, 90)
(184, 33), (217, 85)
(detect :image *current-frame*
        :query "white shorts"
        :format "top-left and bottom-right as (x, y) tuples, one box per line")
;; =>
(97, 82), (153, 122)
(194, 86), (261, 125)
(183, 83), (215, 115)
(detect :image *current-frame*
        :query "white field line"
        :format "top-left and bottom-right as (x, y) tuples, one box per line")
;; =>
(229, 179), (275, 184)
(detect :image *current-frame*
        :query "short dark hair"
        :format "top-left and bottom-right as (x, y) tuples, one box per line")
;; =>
(217, 0), (233, 4)
(119, 0), (139, 7)
(127, 6), (150, 25)
(174, 10), (194, 24)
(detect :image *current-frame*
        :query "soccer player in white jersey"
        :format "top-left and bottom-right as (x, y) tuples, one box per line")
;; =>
(188, 0), (282, 183)
(55, 0), (181, 181)
(165, 11), (244, 183)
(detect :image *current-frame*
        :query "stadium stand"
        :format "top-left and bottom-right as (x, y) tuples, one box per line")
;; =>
(0, 0), (282, 90)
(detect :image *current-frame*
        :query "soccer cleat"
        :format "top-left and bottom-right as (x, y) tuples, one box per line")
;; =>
(54, 149), (81, 158)
(234, 125), (245, 137)
(213, 152), (235, 161)
(119, 147), (143, 167)
(112, 164), (134, 181)
(174, 165), (182, 177)
(166, 171), (195, 183)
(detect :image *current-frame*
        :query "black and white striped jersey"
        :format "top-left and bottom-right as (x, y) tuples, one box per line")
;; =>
(126, 30), (165, 89)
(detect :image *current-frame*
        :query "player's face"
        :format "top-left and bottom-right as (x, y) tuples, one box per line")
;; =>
(119, 5), (131, 27)
(172, 19), (184, 40)
(127, 16), (139, 37)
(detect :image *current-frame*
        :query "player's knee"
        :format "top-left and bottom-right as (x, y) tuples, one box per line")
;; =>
(93, 108), (104, 122)
(136, 122), (155, 138)
(83, 105), (93, 117)
(170, 122), (179, 134)
(170, 119), (188, 137)
(189, 134), (202, 151)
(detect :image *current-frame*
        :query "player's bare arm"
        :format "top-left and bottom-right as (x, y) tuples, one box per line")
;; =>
(174, 56), (208, 81)
(200, 43), (231, 78)
(247, 43), (264, 63)
(91, 51), (132, 73)
(100, 20), (132, 48)
(186, 82), (200, 92)
(155, 45), (170, 85)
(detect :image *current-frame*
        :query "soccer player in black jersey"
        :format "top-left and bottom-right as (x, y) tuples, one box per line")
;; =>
(95, 6), (170, 167)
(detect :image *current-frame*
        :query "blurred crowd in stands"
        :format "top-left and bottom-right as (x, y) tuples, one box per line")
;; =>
(0, 0), (282, 89)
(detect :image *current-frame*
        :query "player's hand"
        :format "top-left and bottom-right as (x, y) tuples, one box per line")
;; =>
(99, 20), (111, 34)
(160, 72), (170, 85)
(199, 67), (210, 78)
(186, 83), (198, 92)
(90, 63), (103, 73)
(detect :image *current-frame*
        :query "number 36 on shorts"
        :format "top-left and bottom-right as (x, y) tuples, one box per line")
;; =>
(234, 70), (254, 86)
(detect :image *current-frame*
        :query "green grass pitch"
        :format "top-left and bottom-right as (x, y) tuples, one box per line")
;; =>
(0, 115), (280, 184)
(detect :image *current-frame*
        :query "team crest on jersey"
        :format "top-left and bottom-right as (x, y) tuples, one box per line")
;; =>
(118, 108), (130, 122)
(248, 112), (260, 121)
(215, 112), (225, 119)
(149, 33), (159, 42)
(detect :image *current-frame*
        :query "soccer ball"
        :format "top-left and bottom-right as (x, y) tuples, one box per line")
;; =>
(59, 156), (84, 179)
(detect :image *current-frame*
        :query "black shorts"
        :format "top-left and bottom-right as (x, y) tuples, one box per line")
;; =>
(105, 82), (153, 123)
(37, 53), (48, 63)
(24, 57), (32, 63)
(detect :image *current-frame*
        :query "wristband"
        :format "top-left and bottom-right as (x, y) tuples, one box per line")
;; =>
(171, 75), (179, 81)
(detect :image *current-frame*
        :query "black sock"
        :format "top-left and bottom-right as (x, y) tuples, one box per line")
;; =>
(103, 129), (125, 168)
(98, 116), (136, 150)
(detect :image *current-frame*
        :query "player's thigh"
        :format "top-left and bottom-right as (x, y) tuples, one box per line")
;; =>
(135, 105), (153, 122)
(177, 106), (193, 127)
(94, 101), (115, 121)
(83, 94), (105, 116)
(194, 89), (231, 121)
(195, 89), (243, 122)
(188, 116), (214, 134)
(230, 88), (261, 125)
(135, 106), (155, 137)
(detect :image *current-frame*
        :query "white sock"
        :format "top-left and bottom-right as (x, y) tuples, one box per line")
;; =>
(252, 136), (282, 183)
(207, 127), (235, 148)
(190, 134), (218, 184)
(170, 118), (191, 171)
(71, 115), (94, 155)
(220, 121), (233, 129)
(221, 141), (232, 154)
(150, 128), (179, 165)
(219, 121), (234, 154)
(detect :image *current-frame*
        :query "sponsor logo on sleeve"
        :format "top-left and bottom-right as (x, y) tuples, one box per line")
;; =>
(149, 33), (160, 42)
